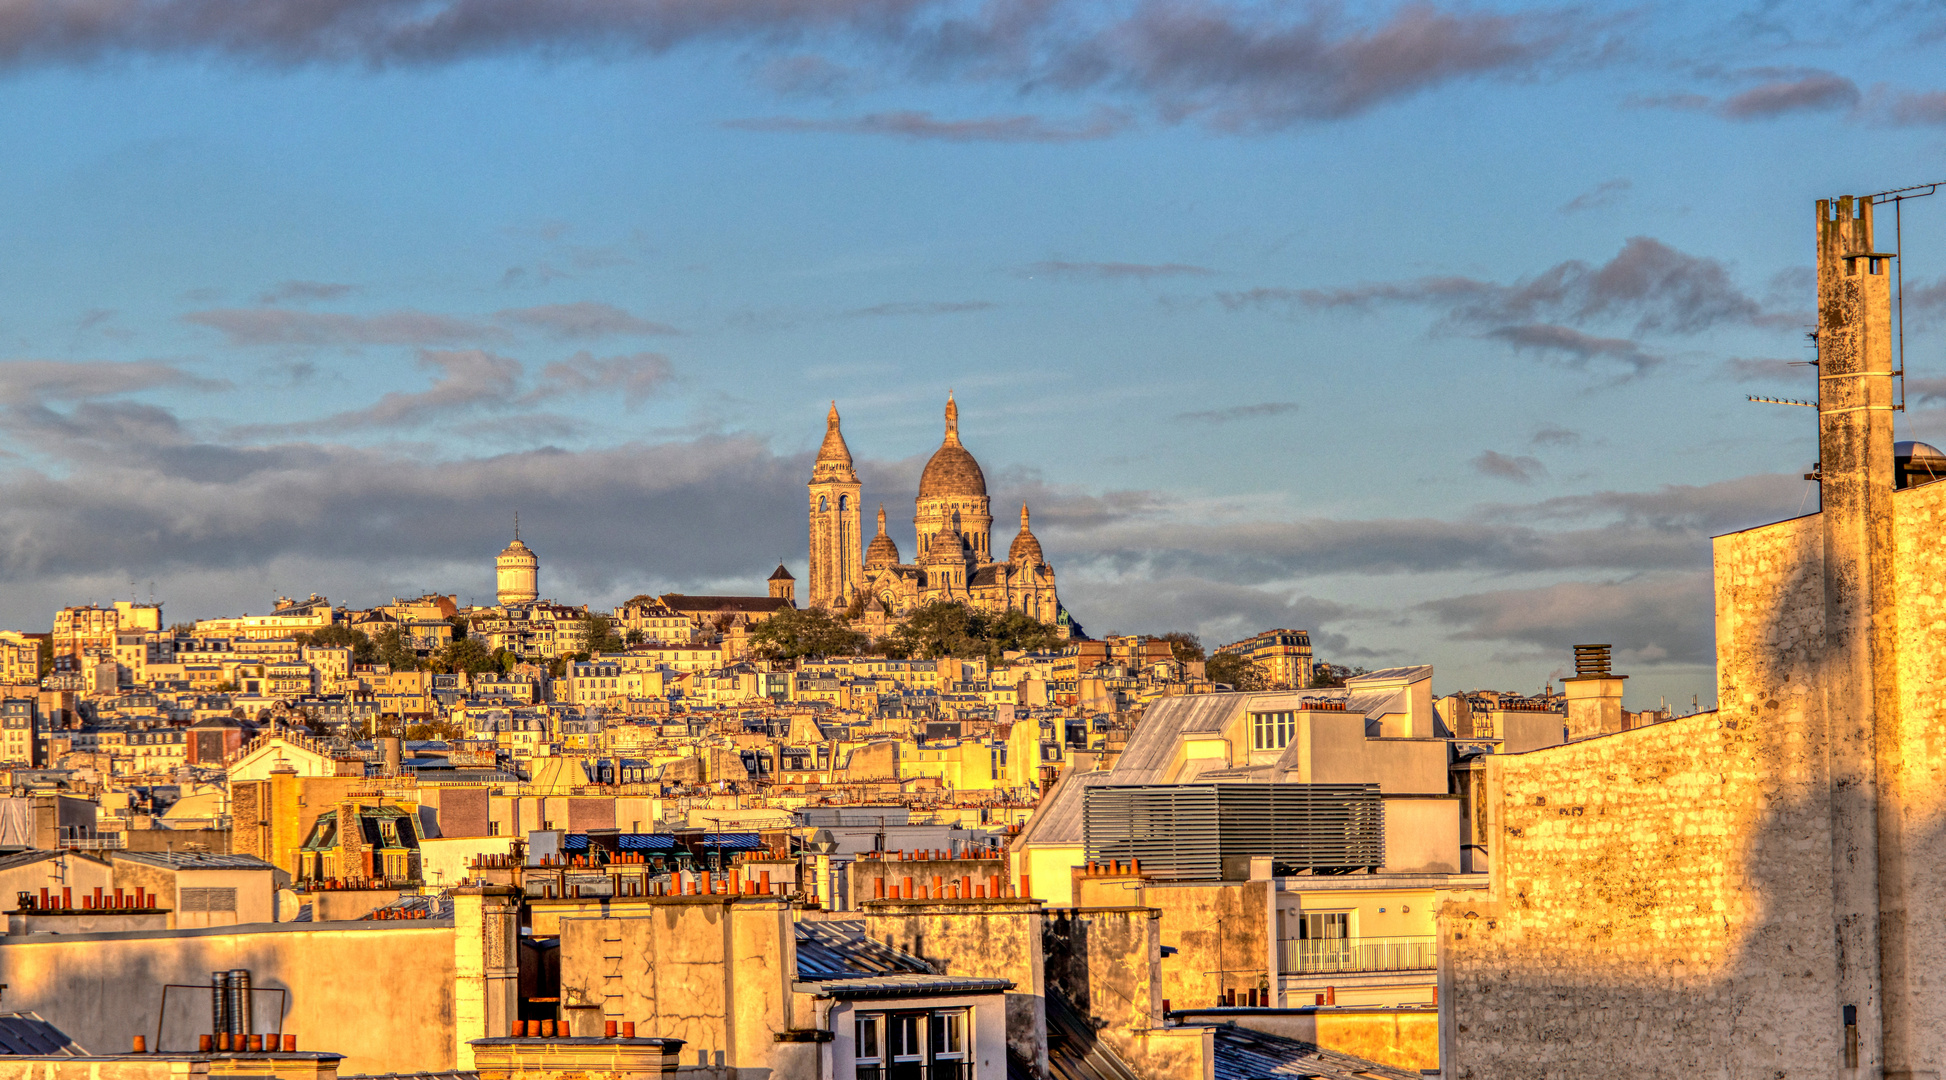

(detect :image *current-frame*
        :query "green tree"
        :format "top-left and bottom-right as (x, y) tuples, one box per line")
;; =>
(446, 615), (471, 641)
(296, 624), (377, 664)
(36, 637), (53, 679)
(440, 636), (496, 675)
(1158, 632), (1205, 664)
(582, 614), (626, 654)
(624, 628), (645, 646)
(372, 626), (420, 671)
(879, 602), (1061, 663)
(1205, 652), (1265, 691)
(1308, 664), (1367, 689)
(748, 607), (872, 660)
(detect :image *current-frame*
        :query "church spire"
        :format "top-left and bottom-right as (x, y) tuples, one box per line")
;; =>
(943, 391), (959, 446)
(877, 505), (888, 535)
(813, 400), (857, 482)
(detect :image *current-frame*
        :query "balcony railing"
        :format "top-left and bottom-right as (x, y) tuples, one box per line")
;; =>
(1280, 935), (1436, 975)
(853, 1063), (969, 1080)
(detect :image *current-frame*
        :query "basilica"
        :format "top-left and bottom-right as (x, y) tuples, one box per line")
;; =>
(808, 395), (1066, 633)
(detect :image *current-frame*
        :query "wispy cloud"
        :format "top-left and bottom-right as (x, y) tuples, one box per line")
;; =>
(185, 308), (489, 347)
(1472, 449), (1546, 483)
(845, 300), (996, 317)
(257, 281), (357, 305)
(1024, 260), (1215, 280)
(497, 302), (680, 339)
(1559, 178), (1629, 214)
(1531, 425), (1579, 447)
(1485, 324), (1663, 377)
(1175, 402), (1299, 423)
(725, 109), (1131, 142)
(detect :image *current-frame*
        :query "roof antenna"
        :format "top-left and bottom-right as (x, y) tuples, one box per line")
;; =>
(514, 511), (520, 542)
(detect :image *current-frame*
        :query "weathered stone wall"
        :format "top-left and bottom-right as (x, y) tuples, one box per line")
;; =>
(865, 897), (1047, 1076)
(1143, 882), (1270, 1012)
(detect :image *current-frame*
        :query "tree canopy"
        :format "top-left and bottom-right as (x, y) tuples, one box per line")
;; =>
(1158, 631), (1205, 664)
(879, 602), (1062, 662)
(438, 636), (497, 675)
(296, 624), (377, 664)
(371, 626), (420, 671)
(747, 607), (872, 660)
(1204, 652), (1265, 691)
(583, 614), (626, 655)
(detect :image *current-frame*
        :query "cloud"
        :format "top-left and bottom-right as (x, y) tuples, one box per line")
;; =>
(1023, 260), (1216, 280)
(527, 351), (675, 408)
(1877, 89), (1946, 126)
(1229, 237), (1775, 336)
(0, 360), (224, 405)
(757, 54), (859, 96)
(297, 349), (525, 431)
(1053, 2), (1601, 130)
(1717, 72), (1860, 119)
(1559, 178), (1629, 214)
(258, 281), (357, 305)
(1531, 425), (1579, 447)
(185, 308), (488, 347)
(1059, 575), (1361, 655)
(1420, 572), (1713, 666)
(726, 108), (1132, 142)
(1472, 450), (1545, 483)
(1723, 356), (1806, 382)
(496, 302), (680, 339)
(845, 300), (996, 317)
(1485, 323), (1662, 377)
(1175, 402), (1299, 423)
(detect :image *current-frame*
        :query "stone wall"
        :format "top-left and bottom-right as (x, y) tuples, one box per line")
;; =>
(865, 897), (1047, 1076)
(1143, 881), (1270, 1012)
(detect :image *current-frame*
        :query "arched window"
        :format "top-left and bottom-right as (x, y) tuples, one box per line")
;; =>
(839, 495), (849, 511)
(819, 496), (828, 512)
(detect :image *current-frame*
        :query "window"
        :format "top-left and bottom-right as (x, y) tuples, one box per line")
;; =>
(932, 1010), (965, 1057)
(890, 1014), (921, 1063)
(856, 1015), (882, 1064)
(489, 820), (501, 836)
(1299, 911), (1350, 939)
(1252, 710), (1296, 751)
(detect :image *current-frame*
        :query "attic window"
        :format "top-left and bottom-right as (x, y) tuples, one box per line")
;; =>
(1252, 711), (1296, 751)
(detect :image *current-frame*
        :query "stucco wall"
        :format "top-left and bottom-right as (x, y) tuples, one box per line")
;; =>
(0, 923), (455, 1074)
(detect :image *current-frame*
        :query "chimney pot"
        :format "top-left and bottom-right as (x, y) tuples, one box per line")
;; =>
(132, 1036), (146, 1053)
(283, 1035), (296, 1052)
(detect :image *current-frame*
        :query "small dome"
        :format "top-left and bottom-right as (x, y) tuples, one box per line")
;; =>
(1896, 440), (1945, 459)
(924, 513), (969, 561)
(865, 506), (902, 568)
(917, 393), (988, 498)
(1008, 504), (1043, 564)
(498, 538), (534, 560)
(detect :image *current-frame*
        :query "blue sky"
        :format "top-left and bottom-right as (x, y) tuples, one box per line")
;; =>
(2, 0), (1944, 706)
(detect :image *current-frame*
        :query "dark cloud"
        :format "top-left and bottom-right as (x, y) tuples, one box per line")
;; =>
(185, 308), (489, 347)
(496, 302), (680, 339)
(1420, 572), (1714, 666)
(1717, 72), (1859, 119)
(1559, 178), (1629, 214)
(258, 281), (357, 305)
(725, 108), (1131, 142)
(1472, 450), (1545, 483)
(1530, 425), (1578, 447)
(845, 300), (996, 317)
(1175, 402), (1299, 423)
(1059, 576), (1362, 656)
(1485, 323), (1662, 377)
(1023, 260), (1215, 280)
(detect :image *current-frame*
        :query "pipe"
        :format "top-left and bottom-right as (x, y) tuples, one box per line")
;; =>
(210, 972), (231, 1038)
(229, 969), (252, 1036)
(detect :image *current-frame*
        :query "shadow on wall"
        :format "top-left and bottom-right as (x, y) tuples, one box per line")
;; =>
(1440, 509), (1865, 1078)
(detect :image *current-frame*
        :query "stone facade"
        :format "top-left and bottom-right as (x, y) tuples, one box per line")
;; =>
(1440, 196), (1946, 1078)
(809, 395), (1063, 627)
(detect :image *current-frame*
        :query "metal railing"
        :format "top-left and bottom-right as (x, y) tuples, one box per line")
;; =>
(853, 1063), (969, 1080)
(1280, 936), (1436, 975)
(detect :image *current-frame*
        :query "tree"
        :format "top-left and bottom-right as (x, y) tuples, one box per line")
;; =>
(296, 624), (377, 664)
(372, 626), (420, 672)
(878, 602), (1062, 663)
(439, 636), (496, 675)
(1158, 632), (1205, 664)
(748, 607), (872, 660)
(1308, 664), (1367, 689)
(1205, 652), (1265, 691)
(624, 628), (645, 646)
(35, 637), (53, 679)
(446, 615), (471, 641)
(582, 614), (626, 655)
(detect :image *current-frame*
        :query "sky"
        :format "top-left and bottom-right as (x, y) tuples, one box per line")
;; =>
(2, 0), (1945, 708)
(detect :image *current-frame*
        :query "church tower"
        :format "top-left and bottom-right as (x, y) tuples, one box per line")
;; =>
(914, 392), (992, 560)
(808, 403), (862, 610)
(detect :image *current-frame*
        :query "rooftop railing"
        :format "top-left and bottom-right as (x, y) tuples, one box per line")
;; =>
(1280, 935), (1436, 975)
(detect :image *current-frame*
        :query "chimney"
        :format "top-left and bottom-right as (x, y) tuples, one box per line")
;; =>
(1562, 644), (1626, 739)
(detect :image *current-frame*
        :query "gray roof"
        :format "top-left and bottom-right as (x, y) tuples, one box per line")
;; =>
(1210, 1023), (1418, 1080)
(0, 1013), (84, 1056)
(1346, 665), (1433, 686)
(795, 920), (933, 980)
(111, 851), (277, 871)
(798, 973), (1013, 999)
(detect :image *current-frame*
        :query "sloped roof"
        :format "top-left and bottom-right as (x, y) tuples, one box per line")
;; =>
(0, 1013), (85, 1056)
(111, 851), (276, 871)
(794, 919), (932, 979)
(660, 595), (792, 614)
(1210, 1023), (1419, 1080)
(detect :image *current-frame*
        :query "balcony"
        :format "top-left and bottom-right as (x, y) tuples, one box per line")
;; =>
(1280, 936), (1436, 975)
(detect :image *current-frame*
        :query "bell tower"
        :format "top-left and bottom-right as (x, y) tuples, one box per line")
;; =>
(808, 403), (862, 610)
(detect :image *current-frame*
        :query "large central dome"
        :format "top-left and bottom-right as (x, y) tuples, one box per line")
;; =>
(918, 393), (988, 498)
